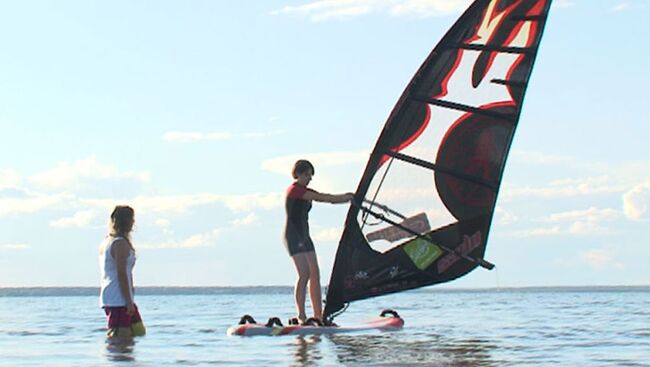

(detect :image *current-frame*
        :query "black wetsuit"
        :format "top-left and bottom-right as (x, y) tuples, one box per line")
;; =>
(284, 182), (316, 256)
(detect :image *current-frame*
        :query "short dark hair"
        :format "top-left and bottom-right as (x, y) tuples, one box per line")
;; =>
(292, 159), (314, 179)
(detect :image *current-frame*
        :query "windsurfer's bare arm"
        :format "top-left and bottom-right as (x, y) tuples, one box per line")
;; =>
(302, 191), (354, 204)
(112, 239), (135, 315)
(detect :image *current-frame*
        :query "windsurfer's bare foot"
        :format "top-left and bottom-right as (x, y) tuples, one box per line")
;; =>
(302, 317), (324, 326)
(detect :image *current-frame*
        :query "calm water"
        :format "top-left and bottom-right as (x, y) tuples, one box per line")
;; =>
(0, 287), (648, 366)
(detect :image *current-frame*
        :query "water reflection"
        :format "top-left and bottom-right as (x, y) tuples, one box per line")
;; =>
(104, 336), (136, 362)
(328, 333), (498, 366)
(291, 335), (322, 366)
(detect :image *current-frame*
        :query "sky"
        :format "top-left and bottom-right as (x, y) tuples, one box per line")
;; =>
(1, 0), (649, 288)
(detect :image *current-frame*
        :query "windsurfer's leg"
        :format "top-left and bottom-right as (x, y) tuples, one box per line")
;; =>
(305, 251), (322, 321)
(291, 253), (309, 322)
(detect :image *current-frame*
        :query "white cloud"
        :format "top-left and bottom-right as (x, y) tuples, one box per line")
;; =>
(501, 176), (627, 200)
(567, 221), (614, 236)
(139, 229), (221, 249)
(623, 180), (650, 221)
(49, 209), (98, 228)
(312, 227), (343, 242)
(506, 207), (619, 238)
(0, 169), (21, 189)
(579, 248), (624, 270)
(495, 206), (518, 225)
(29, 156), (149, 190)
(230, 213), (258, 226)
(80, 192), (283, 215)
(0, 191), (72, 217)
(155, 218), (171, 227)
(611, 2), (630, 12)
(510, 150), (575, 166)
(271, 0), (470, 22)
(509, 226), (562, 238)
(541, 207), (619, 223)
(222, 193), (283, 212)
(80, 194), (219, 214)
(262, 150), (369, 176)
(0, 243), (30, 250)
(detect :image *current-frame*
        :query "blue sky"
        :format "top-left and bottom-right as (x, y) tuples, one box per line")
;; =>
(1, 0), (648, 288)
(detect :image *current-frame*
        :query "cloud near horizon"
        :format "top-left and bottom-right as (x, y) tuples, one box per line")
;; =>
(80, 192), (283, 215)
(0, 169), (21, 189)
(29, 156), (150, 191)
(49, 210), (98, 228)
(0, 189), (73, 217)
(505, 207), (619, 238)
(579, 248), (624, 270)
(138, 228), (221, 250)
(540, 207), (619, 223)
(623, 180), (650, 221)
(312, 226), (343, 242)
(230, 212), (258, 226)
(510, 150), (576, 166)
(501, 175), (628, 200)
(0, 243), (30, 251)
(261, 150), (369, 176)
(507, 223), (615, 238)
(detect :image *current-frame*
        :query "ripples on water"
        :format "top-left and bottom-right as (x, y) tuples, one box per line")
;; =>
(0, 287), (649, 366)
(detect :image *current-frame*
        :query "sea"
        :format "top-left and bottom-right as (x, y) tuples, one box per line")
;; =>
(0, 286), (648, 366)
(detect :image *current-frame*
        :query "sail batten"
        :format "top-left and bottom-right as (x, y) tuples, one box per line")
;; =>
(451, 43), (534, 54)
(385, 151), (499, 190)
(324, 0), (553, 322)
(410, 96), (518, 121)
(490, 78), (526, 87)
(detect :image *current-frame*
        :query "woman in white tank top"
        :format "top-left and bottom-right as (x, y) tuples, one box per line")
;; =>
(99, 205), (145, 337)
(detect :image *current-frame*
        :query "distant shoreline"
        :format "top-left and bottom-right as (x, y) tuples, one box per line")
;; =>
(1, 285), (648, 297)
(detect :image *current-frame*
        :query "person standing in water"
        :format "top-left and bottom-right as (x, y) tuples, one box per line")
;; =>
(284, 159), (354, 325)
(99, 205), (146, 337)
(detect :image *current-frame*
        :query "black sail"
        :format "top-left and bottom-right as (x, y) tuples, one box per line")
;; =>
(324, 0), (553, 320)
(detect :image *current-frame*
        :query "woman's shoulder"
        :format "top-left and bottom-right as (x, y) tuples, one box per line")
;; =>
(287, 182), (305, 197)
(287, 183), (318, 198)
(104, 236), (129, 250)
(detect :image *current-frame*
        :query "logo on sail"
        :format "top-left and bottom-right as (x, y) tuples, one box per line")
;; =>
(403, 238), (443, 270)
(437, 231), (482, 274)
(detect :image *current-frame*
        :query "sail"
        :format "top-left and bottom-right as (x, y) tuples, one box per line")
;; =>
(324, 0), (552, 320)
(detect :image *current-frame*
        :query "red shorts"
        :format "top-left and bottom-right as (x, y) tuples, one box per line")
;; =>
(103, 305), (145, 336)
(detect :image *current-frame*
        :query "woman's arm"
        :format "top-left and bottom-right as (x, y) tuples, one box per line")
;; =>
(112, 239), (135, 315)
(303, 191), (354, 204)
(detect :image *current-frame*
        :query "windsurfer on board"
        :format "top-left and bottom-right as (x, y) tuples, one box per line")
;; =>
(284, 159), (354, 325)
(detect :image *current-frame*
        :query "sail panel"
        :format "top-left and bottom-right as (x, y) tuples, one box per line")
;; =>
(324, 0), (552, 320)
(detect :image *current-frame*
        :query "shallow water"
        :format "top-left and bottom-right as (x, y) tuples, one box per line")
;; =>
(1, 287), (648, 366)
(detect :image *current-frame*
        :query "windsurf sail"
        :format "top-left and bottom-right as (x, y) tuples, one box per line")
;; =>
(324, 0), (552, 321)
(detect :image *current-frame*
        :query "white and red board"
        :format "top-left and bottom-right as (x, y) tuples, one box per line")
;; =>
(227, 315), (404, 337)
